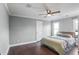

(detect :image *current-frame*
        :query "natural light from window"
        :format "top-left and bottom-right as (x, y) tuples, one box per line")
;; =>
(73, 19), (78, 36)
(53, 22), (59, 35)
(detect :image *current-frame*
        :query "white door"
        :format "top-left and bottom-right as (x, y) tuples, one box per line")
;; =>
(36, 21), (43, 41)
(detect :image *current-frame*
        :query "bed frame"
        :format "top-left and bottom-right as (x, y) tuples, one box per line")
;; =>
(59, 32), (75, 37)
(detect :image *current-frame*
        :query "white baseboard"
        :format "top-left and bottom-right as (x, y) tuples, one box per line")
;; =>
(0, 40), (41, 55)
(1, 46), (10, 55)
(10, 40), (39, 47)
(6, 46), (10, 55)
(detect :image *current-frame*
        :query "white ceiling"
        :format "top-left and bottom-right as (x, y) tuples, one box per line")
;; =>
(7, 3), (79, 21)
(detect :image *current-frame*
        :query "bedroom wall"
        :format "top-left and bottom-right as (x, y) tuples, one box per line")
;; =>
(9, 16), (52, 45)
(0, 4), (9, 55)
(9, 16), (36, 45)
(51, 17), (74, 35)
(59, 18), (74, 32)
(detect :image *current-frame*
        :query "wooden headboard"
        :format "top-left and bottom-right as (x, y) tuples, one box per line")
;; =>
(59, 32), (75, 37)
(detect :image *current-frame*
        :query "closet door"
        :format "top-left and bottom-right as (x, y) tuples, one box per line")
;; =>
(36, 21), (43, 41)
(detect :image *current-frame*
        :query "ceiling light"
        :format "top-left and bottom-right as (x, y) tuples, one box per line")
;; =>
(47, 14), (51, 16)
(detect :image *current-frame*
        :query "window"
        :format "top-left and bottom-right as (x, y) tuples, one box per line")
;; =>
(53, 22), (59, 35)
(73, 19), (78, 36)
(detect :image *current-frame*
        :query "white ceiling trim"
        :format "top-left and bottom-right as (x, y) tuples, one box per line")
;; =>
(4, 3), (10, 15)
(10, 13), (47, 21)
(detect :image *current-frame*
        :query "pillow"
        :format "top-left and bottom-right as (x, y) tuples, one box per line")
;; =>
(57, 33), (72, 38)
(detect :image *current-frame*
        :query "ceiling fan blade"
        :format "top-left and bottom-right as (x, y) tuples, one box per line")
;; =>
(39, 14), (47, 18)
(51, 11), (60, 14)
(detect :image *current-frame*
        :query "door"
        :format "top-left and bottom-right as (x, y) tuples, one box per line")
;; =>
(36, 21), (43, 41)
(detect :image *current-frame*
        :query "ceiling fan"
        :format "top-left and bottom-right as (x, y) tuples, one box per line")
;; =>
(39, 4), (60, 17)
(26, 3), (60, 17)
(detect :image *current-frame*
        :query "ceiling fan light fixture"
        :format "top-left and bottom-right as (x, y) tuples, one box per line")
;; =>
(47, 14), (51, 16)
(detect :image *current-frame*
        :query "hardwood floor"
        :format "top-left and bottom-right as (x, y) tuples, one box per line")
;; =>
(8, 41), (79, 55)
(8, 41), (59, 55)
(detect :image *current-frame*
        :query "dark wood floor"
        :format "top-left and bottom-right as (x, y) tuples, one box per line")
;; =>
(8, 41), (59, 55)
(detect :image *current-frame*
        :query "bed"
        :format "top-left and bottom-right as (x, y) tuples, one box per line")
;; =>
(41, 32), (76, 55)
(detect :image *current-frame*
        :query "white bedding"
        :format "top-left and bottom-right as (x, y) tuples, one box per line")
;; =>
(41, 35), (76, 54)
(53, 36), (75, 50)
(50, 36), (75, 46)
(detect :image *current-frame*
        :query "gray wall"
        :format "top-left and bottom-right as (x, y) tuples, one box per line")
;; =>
(51, 18), (74, 35)
(59, 18), (74, 32)
(0, 4), (9, 55)
(9, 16), (36, 45)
